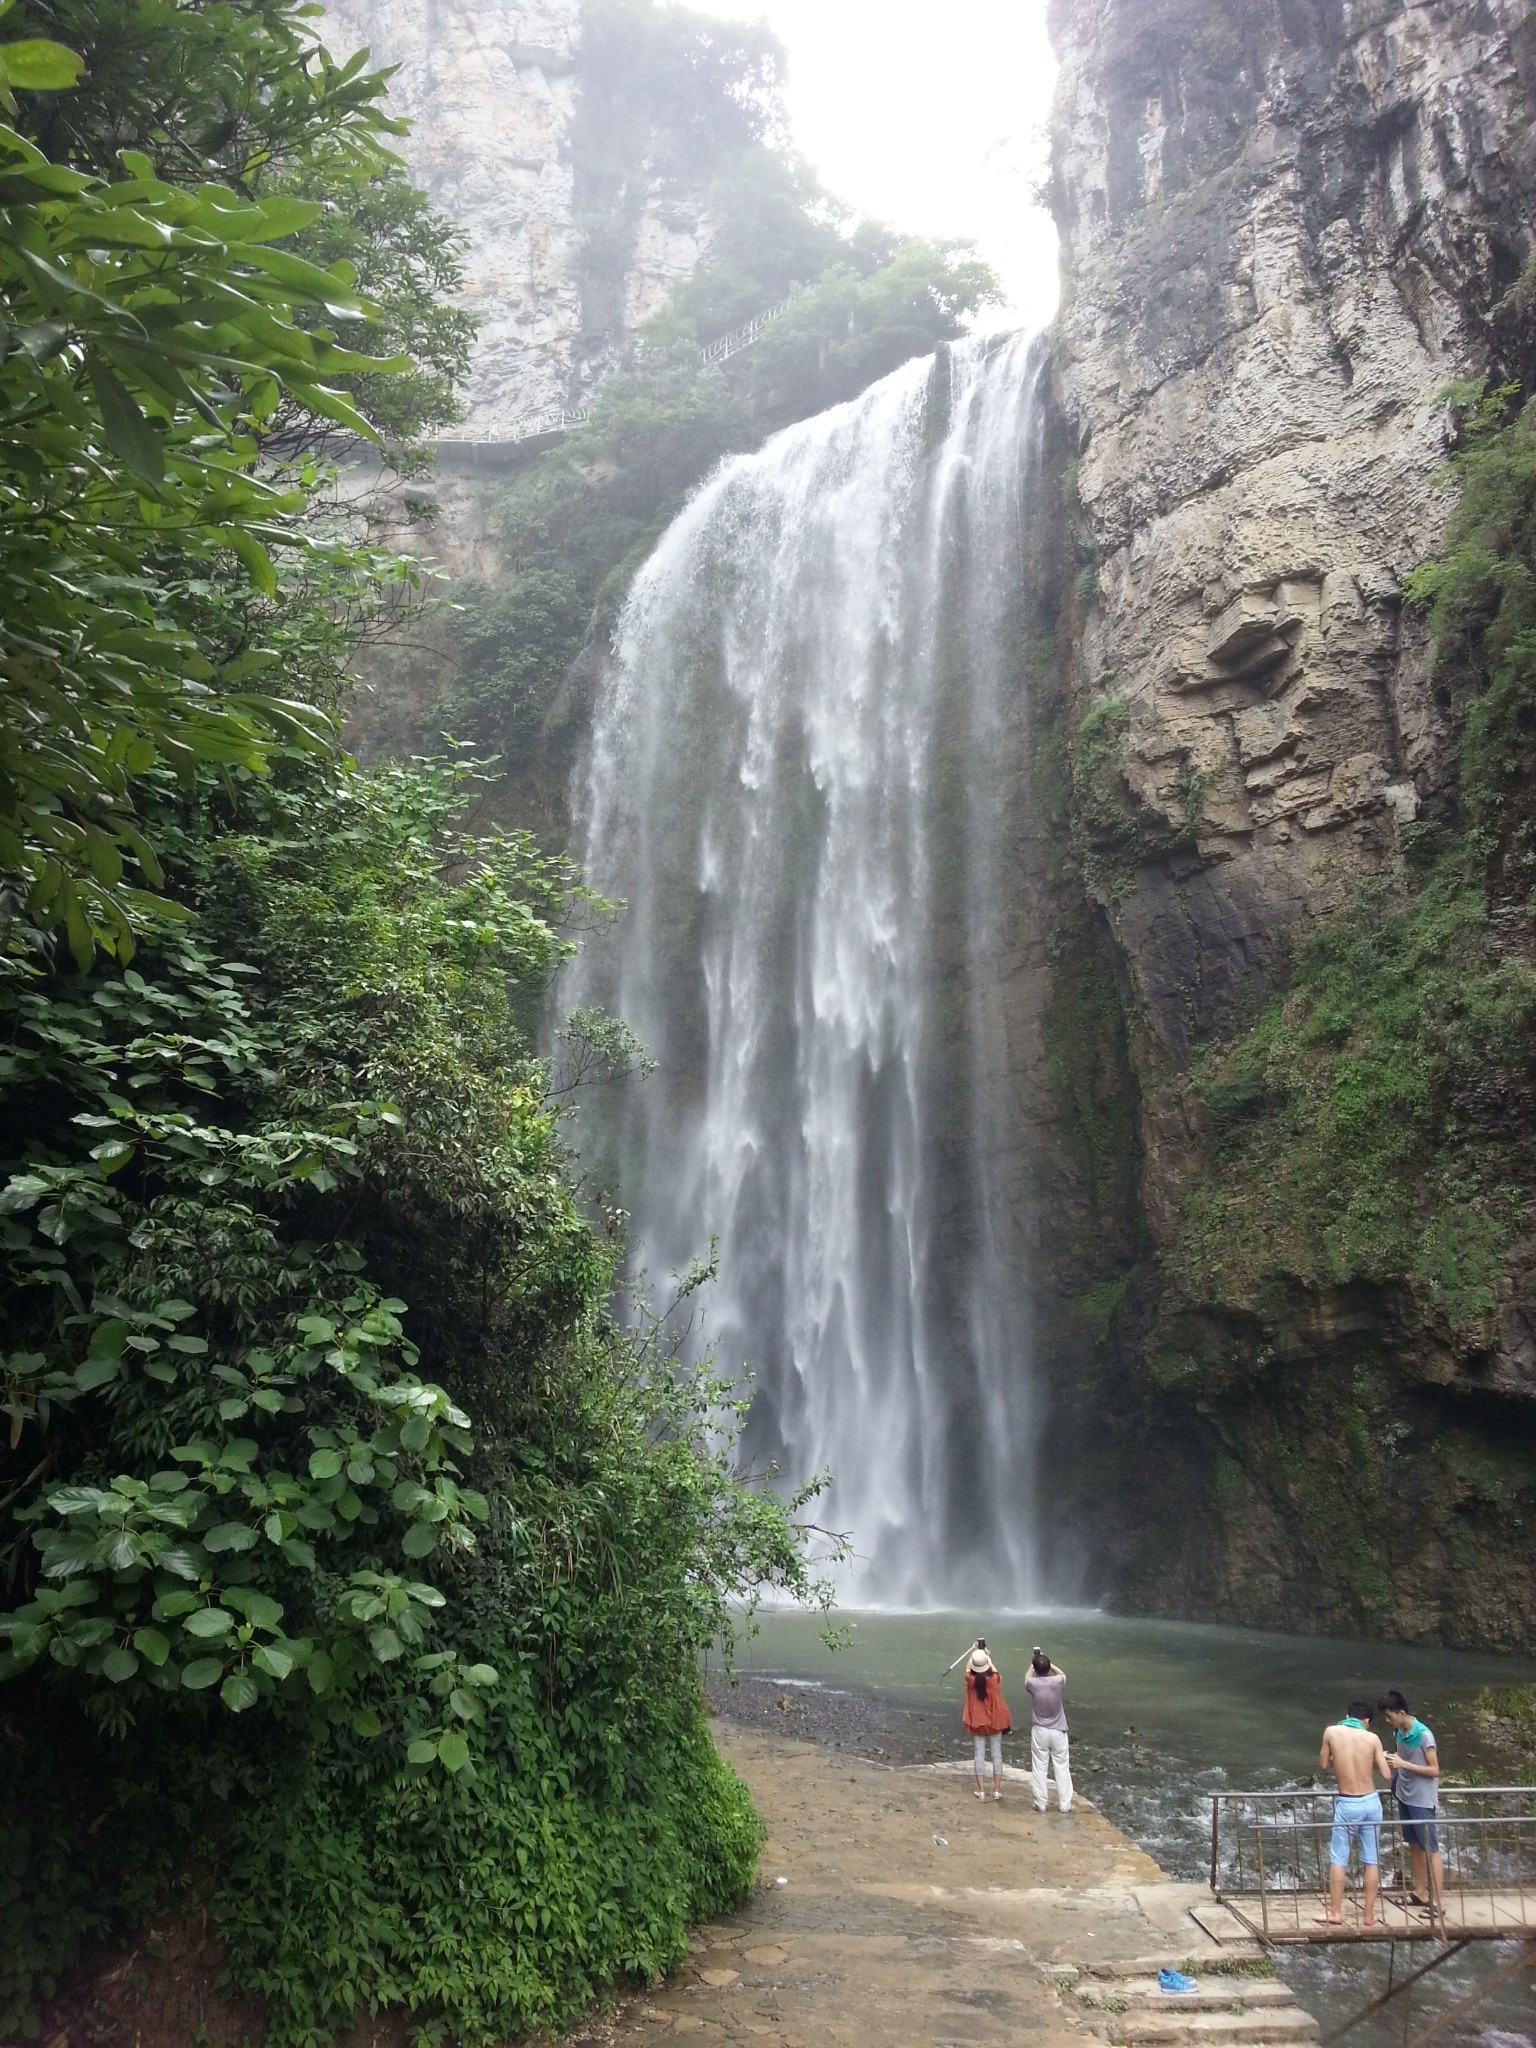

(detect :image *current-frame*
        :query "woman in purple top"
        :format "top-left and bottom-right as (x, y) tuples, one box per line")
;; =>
(1024, 1646), (1073, 1814)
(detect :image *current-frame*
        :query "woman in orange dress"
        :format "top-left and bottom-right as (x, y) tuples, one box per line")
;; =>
(962, 1641), (1012, 1802)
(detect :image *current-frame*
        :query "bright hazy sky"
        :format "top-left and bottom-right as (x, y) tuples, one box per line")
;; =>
(673, 0), (1061, 331)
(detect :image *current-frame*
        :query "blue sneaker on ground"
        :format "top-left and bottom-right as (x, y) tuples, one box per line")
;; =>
(1158, 1969), (1198, 1993)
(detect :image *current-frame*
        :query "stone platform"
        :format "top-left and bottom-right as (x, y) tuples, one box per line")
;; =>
(564, 1727), (1318, 2048)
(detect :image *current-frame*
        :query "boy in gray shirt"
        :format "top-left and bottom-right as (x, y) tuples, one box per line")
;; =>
(1379, 1690), (1442, 1911)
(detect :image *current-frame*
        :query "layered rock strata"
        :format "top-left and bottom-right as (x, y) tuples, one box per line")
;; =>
(317, 1), (713, 436)
(1051, 0), (1535, 1061)
(1045, 0), (1536, 1640)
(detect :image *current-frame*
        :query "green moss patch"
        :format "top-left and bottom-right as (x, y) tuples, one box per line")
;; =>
(1167, 865), (1534, 1339)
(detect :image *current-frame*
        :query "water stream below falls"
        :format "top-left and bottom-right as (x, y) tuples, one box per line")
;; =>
(571, 332), (1047, 1605)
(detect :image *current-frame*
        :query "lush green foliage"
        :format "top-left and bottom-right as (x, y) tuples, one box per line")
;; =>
(0, 0), (476, 969)
(0, 119), (366, 963)
(0, 753), (826, 2043)
(224, 1706), (763, 2043)
(0, 1), (403, 966)
(667, 150), (850, 339)
(4, 0), (399, 185)
(273, 163), (477, 456)
(1168, 866), (1535, 1350)
(1, 8), (829, 2039)
(12, 0), (479, 451)
(0, 766), (567, 1713)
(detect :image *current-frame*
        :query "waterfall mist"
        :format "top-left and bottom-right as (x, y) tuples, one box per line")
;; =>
(570, 331), (1048, 1606)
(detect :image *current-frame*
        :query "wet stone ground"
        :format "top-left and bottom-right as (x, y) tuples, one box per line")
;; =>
(560, 1719), (1266, 2048)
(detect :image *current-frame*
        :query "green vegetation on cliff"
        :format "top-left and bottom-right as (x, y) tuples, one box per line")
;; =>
(1069, 690), (1204, 893)
(1167, 388), (1536, 1354)
(1169, 866), (1534, 1343)
(1111, 387), (1536, 1643)
(0, 5), (828, 2038)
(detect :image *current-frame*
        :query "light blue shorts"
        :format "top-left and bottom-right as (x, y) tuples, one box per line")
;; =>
(1330, 1792), (1383, 1867)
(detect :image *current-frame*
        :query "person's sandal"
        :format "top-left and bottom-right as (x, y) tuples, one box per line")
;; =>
(974, 1786), (985, 1800)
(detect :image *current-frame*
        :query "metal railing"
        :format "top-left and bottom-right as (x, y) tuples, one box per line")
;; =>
(482, 301), (792, 448)
(503, 404), (593, 446)
(1210, 1787), (1536, 1943)
(698, 300), (787, 365)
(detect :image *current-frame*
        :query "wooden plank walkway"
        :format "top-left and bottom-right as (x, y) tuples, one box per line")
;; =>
(1218, 1888), (1536, 1943)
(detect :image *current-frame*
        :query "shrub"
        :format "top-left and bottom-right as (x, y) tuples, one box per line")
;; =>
(1169, 865), (1534, 1336)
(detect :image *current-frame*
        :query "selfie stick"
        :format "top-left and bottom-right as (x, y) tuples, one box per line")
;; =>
(940, 1640), (980, 1678)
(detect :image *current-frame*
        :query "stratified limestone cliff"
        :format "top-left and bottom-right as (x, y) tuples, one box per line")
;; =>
(1052, 0), (1534, 1062)
(317, 1), (712, 436)
(1045, 0), (1536, 1643)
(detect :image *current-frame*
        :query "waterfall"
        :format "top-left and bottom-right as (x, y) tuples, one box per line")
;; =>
(571, 331), (1048, 1607)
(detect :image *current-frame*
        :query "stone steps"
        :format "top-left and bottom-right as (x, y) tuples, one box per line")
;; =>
(1111, 1977), (1296, 2008)
(1075, 1952), (1270, 1978)
(1116, 2007), (1320, 2045)
(1058, 1948), (1319, 2048)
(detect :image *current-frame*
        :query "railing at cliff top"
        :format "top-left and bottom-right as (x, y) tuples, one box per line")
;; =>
(697, 300), (786, 365)
(464, 301), (791, 449)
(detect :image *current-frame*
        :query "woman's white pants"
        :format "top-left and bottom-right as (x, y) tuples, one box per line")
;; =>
(1031, 1726), (1072, 1811)
(973, 1732), (1003, 1774)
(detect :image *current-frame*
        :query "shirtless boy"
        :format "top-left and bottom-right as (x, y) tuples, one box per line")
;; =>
(1318, 1700), (1393, 1925)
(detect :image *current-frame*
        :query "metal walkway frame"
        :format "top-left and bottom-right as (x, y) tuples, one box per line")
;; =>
(490, 301), (792, 449)
(1209, 1788), (1536, 2045)
(1209, 1786), (1536, 1944)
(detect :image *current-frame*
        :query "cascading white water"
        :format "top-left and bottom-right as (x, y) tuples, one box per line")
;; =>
(571, 331), (1047, 1606)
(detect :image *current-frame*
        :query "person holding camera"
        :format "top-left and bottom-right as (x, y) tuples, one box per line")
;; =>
(961, 1641), (1011, 1802)
(1025, 1646), (1073, 1814)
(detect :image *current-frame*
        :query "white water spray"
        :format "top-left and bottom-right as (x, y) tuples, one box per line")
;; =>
(571, 331), (1048, 1605)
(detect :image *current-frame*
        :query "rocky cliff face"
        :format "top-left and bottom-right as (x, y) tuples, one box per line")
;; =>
(1045, 0), (1536, 1643)
(318, 1), (713, 436)
(1052, 0), (1534, 1060)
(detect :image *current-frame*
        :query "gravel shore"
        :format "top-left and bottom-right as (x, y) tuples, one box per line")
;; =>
(706, 1670), (967, 1768)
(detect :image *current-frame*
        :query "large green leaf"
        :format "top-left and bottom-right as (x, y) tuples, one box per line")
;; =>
(183, 1606), (235, 1639)
(0, 38), (84, 92)
(220, 1670), (259, 1712)
(436, 1728), (470, 1774)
